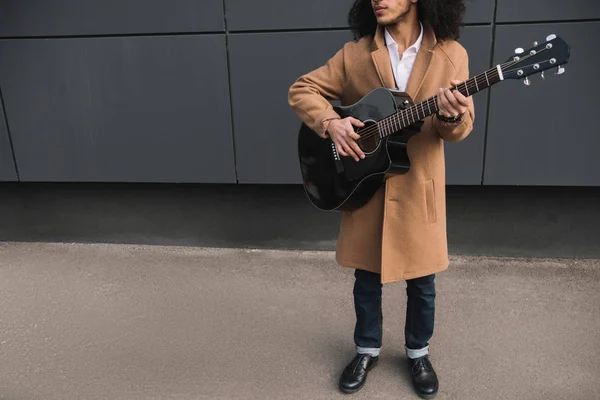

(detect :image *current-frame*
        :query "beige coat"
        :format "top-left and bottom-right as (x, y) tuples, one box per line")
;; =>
(288, 24), (475, 283)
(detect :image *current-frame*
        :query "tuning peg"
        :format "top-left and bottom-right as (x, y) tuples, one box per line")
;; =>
(556, 66), (565, 75)
(533, 41), (539, 46)
(514, 48), (524, 54)
(546, 34), (557, 42)
(523, 77), (531, 86)
(541, 71), (545, 80)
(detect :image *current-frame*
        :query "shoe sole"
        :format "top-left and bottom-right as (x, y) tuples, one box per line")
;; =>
(416, 391), (438, 399)
(339, 382), (365, 394)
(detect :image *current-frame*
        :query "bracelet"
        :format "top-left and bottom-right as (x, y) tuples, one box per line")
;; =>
(322, 117), (341, 136)
(322, 117), (341, 126)
(436, 112), (463, 124)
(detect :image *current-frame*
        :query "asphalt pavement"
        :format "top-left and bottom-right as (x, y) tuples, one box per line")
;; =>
(0, 242), (598, 400)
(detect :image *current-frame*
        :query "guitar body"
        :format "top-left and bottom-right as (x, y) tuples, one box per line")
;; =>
(298, 88), (420, 212)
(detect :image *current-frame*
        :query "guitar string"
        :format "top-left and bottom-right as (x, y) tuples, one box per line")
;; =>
(359, 48), (552, 142)
(357, 63), (506, 142)
(353, 51), (548, 144)
(354, 69), (500, 143)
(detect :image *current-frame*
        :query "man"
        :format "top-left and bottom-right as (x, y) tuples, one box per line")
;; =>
(288, 0), (474, 398)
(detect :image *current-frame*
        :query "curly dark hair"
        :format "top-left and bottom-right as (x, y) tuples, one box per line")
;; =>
(348, 0), (466, 41)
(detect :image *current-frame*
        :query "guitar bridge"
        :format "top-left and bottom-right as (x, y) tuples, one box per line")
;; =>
(331, 142), (340, 161)
(331, 142), (344, 174)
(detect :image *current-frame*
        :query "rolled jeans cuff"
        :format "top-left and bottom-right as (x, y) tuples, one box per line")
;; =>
(405, 345), (429, 359)
(356, 346), (381, 357)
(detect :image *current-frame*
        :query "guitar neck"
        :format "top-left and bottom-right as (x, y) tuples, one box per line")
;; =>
(378, 66), (503, 137)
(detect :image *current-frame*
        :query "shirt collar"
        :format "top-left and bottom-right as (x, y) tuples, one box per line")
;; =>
(384, 21), (423, 55)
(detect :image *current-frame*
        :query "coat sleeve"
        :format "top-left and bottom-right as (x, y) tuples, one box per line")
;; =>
(434, 52), (475, 143)
(288, 46), (347, 138)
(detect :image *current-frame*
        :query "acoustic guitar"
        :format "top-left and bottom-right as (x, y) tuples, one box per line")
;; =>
(297, 34), (570, 211)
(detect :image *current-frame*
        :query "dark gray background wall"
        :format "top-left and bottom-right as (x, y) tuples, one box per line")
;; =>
(0, 0), (598, 185)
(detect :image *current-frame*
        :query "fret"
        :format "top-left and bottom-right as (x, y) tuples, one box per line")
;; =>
(427, 98), (432, 115)
(474, 76), (480, 92)
(420, 102), (426, 119)
(464, 81), (469, 96)
(484, 71), (490, 87)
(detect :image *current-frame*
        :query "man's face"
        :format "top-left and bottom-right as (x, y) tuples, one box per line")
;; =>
(370, 0), (417, 26)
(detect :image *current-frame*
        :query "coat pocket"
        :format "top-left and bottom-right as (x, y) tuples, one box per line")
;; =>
(424, 179), (437, 224)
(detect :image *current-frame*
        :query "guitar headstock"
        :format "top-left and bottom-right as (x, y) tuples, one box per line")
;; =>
(501, 34), (570, 84)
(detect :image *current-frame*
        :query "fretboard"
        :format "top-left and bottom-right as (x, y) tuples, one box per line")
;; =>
(377, 66), (502, 137)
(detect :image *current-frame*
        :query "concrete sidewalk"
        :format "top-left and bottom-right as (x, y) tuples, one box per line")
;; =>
(0, 242), (598, 400)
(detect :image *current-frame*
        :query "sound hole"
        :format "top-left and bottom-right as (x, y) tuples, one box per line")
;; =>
(357, 120), (381, 154)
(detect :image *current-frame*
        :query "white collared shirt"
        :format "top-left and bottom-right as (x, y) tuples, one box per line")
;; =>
(384, 23), (423, 91)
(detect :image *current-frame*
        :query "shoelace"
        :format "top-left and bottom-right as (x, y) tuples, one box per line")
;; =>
(412, 356), (432, 375)
(351, 354), (370, 374)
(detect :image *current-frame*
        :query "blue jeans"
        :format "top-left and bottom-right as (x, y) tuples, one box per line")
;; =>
(353, 269), (436, 351)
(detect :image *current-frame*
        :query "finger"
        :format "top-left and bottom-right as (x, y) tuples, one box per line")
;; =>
(349, 117), (365, 127)
(438, 88), (452, 117)
(348, 139), (365, 160)
(443, 89), (460, 115)
(453, 90), (470, 107)
(444, 89), (460, 108)
(349, 131), (361, 141)
(335, 142), (348, 157)
(449, 80), (462, 93)
(342, 142), (360, 161)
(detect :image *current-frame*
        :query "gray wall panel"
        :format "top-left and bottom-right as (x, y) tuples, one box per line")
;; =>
(485, 22), (598, 185)
(226, 0), (353, 31)
(464, 0), (495, 24)
(229, 31), (353, 183)
(226, 0), (493, 31)
(0, 36), (235, 183)
(446, 26), (492, 185)
(0, 0), (224, 36)
(0, 98), (17, 181)
(497, 0), (600, 23)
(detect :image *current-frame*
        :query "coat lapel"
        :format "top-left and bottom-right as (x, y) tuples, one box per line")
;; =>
(404, 24), (437, 100)
(371, 26), (396, 90)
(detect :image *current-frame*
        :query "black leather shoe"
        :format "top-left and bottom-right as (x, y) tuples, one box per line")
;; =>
(339, 353), (378, 394)
(409, 355), (439, 399)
